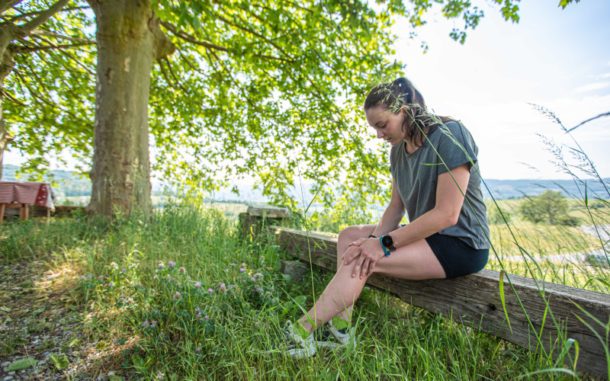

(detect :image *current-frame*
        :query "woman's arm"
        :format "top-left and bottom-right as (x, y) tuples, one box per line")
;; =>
(389, 163), (470, 249)
(371, 178), (405, 236)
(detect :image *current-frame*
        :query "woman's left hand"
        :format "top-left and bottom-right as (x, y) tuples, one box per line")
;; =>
(343, 238), (385, 279)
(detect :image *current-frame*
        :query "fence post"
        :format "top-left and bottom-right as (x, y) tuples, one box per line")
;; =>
(238, 205), (291, 239)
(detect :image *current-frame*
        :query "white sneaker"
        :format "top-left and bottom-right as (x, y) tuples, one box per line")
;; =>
(328, 319), (357, 348)
(281, 320), (316, 359)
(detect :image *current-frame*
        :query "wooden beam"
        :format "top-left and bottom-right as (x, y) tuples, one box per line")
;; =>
(274, 226), (610, 380)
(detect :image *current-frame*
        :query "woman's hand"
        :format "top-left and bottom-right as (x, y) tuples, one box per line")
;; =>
(343, 238), (385, 279)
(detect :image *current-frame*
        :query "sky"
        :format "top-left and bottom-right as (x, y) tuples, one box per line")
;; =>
(392, 0), (610, 180)
(4, 1), (609, 181)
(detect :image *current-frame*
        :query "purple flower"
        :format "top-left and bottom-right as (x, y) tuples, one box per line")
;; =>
(108, 282), (115, 287)
(194, 307), (202, 318)
(204, 315), (210, 321)
(142, 320), (150, 328)
(150, 320), (157, 327)
(250, 277), (256, 281)
(240, 267), (246, 273)
(218, 282), (227, 292)
(158, 262), (165, 269)
(194, 281), (201, 288)
(207, 288), (214, 294)
(174, 291), (181, 299)
(254, 273), (263, 279)
(168, 260), (176, 267)
(121, 268), (127, 273)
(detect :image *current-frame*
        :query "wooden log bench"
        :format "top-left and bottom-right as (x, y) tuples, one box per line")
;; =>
(241, 207), (610, 379)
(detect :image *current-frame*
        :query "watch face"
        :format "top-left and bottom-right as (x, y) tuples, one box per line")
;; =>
(382, 235), (394, 248)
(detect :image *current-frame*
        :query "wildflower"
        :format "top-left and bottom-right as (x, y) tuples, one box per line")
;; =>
(254, 273), (263, 279)
(166, 274), (172, 281)
(168, 260), (176, 267)
(142, 320), (150, 328)
(230, 263), (236, 266)
(121, 268), (127, 273)
(179, 267), (186, 274)
(218, 282), (227, 292)
(194, 307), (202, 318)
(194, 281), (201, 288)
(250, 277), (256, 281)
(241, 262), (246, 267)
(207, 288), (214, 294)
(110, 262), (118, 270)
(151, 320), (157, 327)
(156, 371), (165, 380)
(174, 291), (181, 300)
(108, 282), (115, 287)
(240, 267), (246, 273)
(204, 315), (210, 321)
(153, 275), (158, 280)
(158, 262), (165, 269)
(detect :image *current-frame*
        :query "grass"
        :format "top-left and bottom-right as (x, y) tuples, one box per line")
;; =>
(5, 202), (601, 380)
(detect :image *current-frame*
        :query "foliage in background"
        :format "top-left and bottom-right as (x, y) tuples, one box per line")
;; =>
(518, 190), (577, 226)
(3, 0), (578, 214)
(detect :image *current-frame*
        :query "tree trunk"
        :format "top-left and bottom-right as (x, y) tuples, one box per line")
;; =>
(0, 26), (16, 180)
(87, 0), (173, 216)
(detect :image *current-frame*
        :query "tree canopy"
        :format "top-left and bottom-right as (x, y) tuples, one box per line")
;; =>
(1, 0), (582, 214)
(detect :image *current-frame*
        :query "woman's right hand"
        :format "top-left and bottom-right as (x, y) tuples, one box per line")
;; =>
(348, 237), (368, 247)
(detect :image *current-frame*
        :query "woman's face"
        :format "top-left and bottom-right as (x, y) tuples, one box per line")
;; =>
(365, 105), (405, 146)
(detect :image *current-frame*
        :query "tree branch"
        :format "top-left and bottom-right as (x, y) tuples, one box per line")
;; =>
(162, 57), (188, 93)
(17, 0), (70, 37)
(0, 0), (22, 15)
(2, 5), (88, 22)
(14, 63), (85, 123)
(212, 12), (291, 59)
(160, 21), (231, 53)
(11, 41), (93, 53)
(29, 30), (93, 44)
(0, 88), (25, 106)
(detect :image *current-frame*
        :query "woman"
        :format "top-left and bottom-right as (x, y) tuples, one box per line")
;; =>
(282, 77), (490, 358)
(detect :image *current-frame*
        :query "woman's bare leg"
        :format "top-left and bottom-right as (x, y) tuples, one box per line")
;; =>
(334, 225), (376, 322)
(298, 237), (446, 332)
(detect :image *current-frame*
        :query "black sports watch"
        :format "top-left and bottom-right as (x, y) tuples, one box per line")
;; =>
(381, 234), (396, 251)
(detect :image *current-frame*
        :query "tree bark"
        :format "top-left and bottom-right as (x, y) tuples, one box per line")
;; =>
(0, 25), (16, 180)
(87, 0), (173, 216)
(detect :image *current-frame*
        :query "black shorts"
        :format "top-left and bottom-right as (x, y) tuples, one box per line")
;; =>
(425, 233), (489, 278)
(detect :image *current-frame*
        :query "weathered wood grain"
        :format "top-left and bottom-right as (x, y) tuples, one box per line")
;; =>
(274, 226), (610, 380)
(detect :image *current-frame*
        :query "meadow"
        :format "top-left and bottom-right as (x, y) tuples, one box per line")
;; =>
(0, 197), (608, 380)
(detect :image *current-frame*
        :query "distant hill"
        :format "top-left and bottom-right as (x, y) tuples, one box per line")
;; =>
(3, 164), (608, 202)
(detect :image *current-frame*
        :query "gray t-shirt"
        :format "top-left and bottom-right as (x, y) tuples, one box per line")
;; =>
(390, 120), (490, 249)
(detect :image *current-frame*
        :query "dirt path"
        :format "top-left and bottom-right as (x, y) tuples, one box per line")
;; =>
(0, 261), (114, 380)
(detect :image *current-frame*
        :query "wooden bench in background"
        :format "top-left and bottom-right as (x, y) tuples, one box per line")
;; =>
(241, 206), (610, 380)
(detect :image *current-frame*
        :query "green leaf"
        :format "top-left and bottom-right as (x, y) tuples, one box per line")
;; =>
(7, 358), (37, 371)
(50, 353), (70, 370)
(498, 270), (512, 333)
